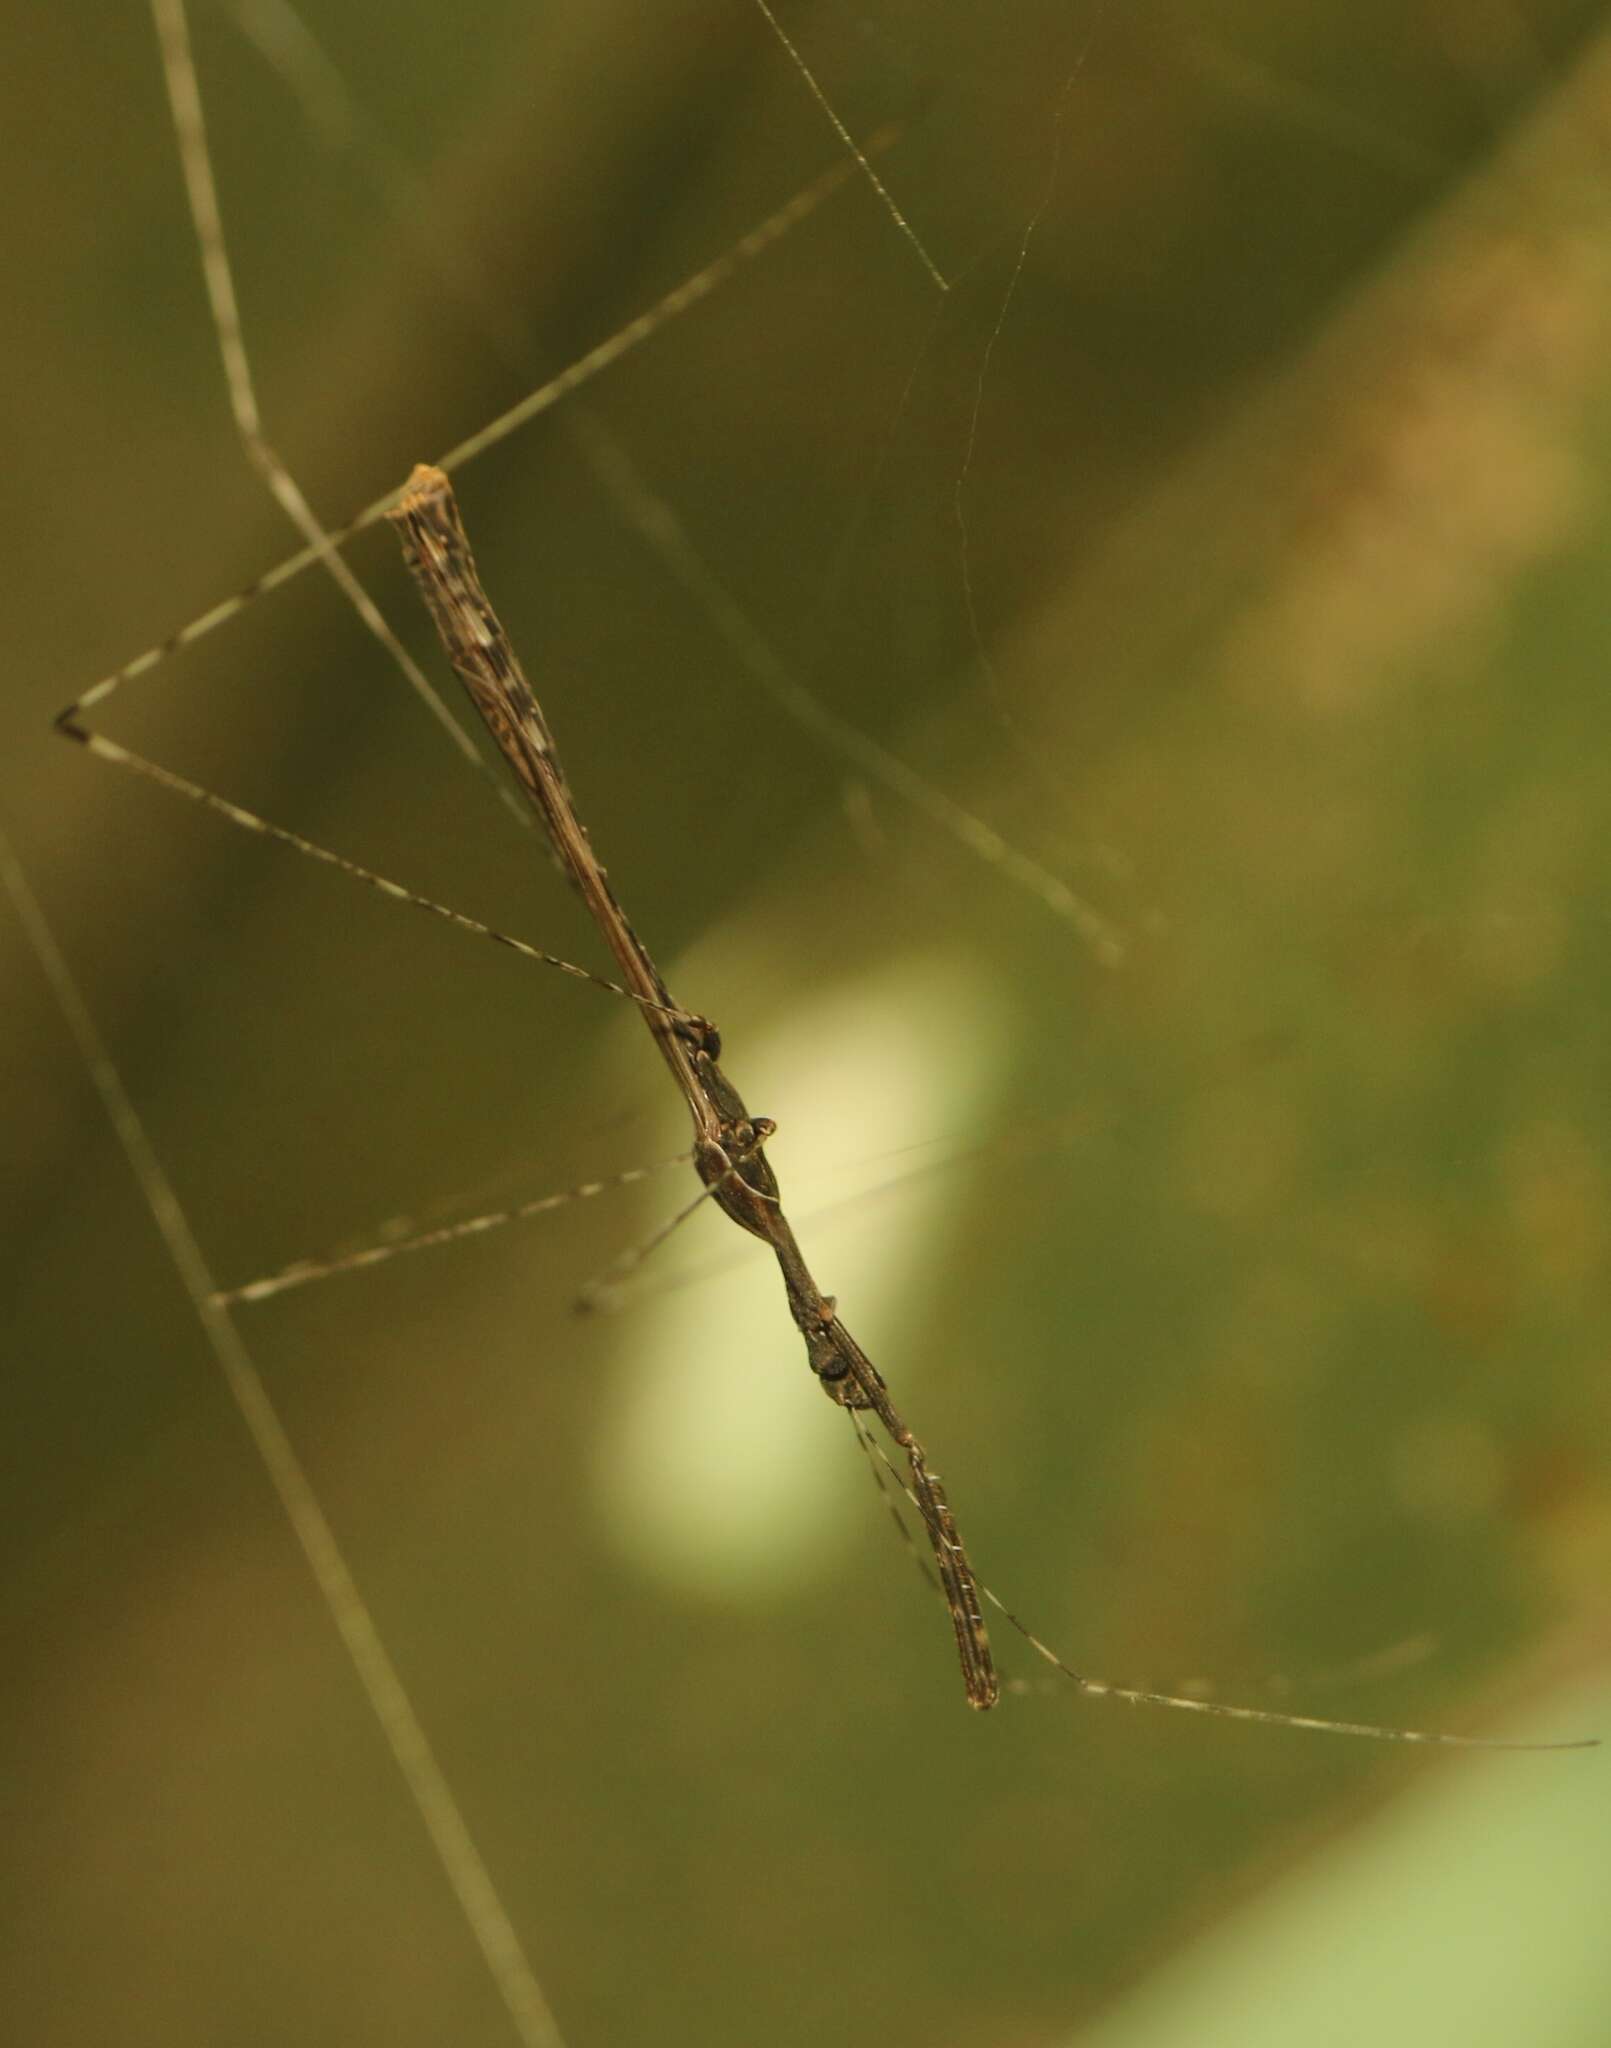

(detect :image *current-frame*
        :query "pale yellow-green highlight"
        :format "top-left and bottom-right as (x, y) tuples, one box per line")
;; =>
(594, 946), (1013, 1598)
(1072, 1669), (1611, 2048)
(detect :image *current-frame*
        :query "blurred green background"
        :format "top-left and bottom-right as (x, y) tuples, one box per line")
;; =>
(3, 1), (1610, 2042)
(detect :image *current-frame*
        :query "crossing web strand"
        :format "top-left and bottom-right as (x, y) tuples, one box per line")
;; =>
(849, 1426), (1596, 1753)
(60, 0), (1606, 1710)
(0, 820), (572, 2048)
(21, 9), (1611, 2040)
(570, 1125), (784, 1314)
(54, 722), (699, 1020)
(847, 1405), (942, 1598)
(216, 1123), (786, 1313)
(955, 52), (1101, 810)
(69, 0), (1127, 967)
(240, 0), (1120, 962)
(148, 0), (527, 826)
(212, 1151), (693, 1307)
(65, 150), (859, 724)
(747, 0), (949, 291)
(567, 408), (1127, 964)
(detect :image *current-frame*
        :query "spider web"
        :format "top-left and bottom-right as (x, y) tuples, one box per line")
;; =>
(4, 3), (1611, 2045)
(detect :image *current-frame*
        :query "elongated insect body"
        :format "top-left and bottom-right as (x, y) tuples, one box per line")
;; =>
(390, 464), (1002, 1709)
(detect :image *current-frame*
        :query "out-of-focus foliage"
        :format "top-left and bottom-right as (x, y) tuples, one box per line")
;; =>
(3, 3), (1607, 2044)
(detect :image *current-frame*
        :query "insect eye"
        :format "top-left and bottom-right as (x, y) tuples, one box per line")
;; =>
(674, 1011), (721, 1059)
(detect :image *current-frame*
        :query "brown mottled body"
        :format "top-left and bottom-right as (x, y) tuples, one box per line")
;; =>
(389, 465), (998, 1709)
